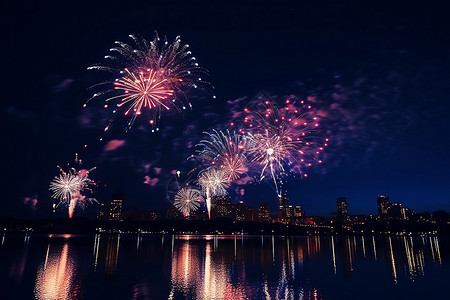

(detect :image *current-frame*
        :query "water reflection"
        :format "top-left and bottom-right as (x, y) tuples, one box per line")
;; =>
(9, 236), (29, 283)
(104, 235), (120, 275)
(165, 235), (322, 299)
(91, 234), (121, 275)
(34, 239), (78, 300)
(0, 234), (447, 299)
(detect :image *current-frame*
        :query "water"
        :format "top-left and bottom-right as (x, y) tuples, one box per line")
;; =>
(0, 233), (449, 299)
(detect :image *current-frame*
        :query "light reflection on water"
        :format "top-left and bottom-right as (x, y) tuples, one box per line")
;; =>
(0, 234), (448, 299)
(33, 235), (80, 300)
(34, 243), (77, 299)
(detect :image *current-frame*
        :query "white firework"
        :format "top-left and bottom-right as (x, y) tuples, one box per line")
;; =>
(174, 187), (202, 216)
(196, 130), (248, 181)
(49, 172), (82, 201)
(198, 168), (229, 219)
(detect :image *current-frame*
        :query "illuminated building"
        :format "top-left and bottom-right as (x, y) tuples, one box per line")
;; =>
(189, 208), (208, 220)
(108, 192), (123, 221)
(377, 195), (390, 217)
(337, 197), (349, 219)
(233, 202), (253, 222)
(96, 203), (106, 220)
(293, 205), (304, 218)
(257, 203), (271, 222)
(211, 196), (233, 219)
(387, 202), (414, 220)
(277, 194), (290, 220)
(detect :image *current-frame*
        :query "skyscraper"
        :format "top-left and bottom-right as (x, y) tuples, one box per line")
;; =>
(278, 194), (290, 219)
(108, 192), (123, 221)
(377, 195), (390, 217)
(337, 197), (349, 218)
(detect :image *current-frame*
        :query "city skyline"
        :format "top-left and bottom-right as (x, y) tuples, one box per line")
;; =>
(3, 1), (450, 219)
(93, 190), (440, 222)
(2, 2), (450, 300)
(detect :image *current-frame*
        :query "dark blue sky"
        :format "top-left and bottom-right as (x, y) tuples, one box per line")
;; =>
(2, 1), (450, 218)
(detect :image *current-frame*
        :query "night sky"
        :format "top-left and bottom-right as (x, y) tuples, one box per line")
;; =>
(2, 1), (450, 218)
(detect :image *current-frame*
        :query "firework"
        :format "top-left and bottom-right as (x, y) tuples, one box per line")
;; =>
(86, 32), (212, 130)
(55, 197), (99, 218)
(113, 68), (174, 114)
(49, 172), (82, 201)
(49, 158), (96, 218)
(198, 168), (229, 219)
(242, 98), (327, 196)
(196, 130), (248, 181)
(174, 187), (202, 216)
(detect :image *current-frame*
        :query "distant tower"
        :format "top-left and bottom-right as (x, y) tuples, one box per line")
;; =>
(108, 192), (123, 221)
(258, 203), (271, 222)
(337, 197), (349, 218)
(377, 195), (390, 217)
(278, 193), (290, 219)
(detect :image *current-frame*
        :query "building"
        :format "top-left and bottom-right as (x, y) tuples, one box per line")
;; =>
(189, 208), (208, 221)
(126, 208), (161, 221)
(108, 192), (123, 221)
(387, 202), (415, 220)
(165, 205), (182, 220)
(97, 203), (106, 220)
(257, 203), (271, 222)
(293, 205), (304, 218)
(97, 192), (123, 221)
(233, 202), (254, 222)
(211, 196), (233, 219)
(337, 197), (349, 219)
(278, 194), (290, 220)
(377, 195), (390, 217)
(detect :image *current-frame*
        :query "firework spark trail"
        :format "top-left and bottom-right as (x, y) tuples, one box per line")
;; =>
(198, 168), (229, 219)
(113, 68), (174, 114)
(49, 157), (97, 218)
(174, 187), (202, 216)
(86, 31), (213, 130)
(239, 98), (327, 196)
(196, 130), (248, 181)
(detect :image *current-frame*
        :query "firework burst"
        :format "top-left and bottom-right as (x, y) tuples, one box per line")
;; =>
(241, 97), (327, 196)
(86, 32), (212, 130)
(49, 172), (82, 201)
(49, 157), (97, 218)
(174, 187), (202, 216)
(196, 130), (248, 181)
(198, 168), (229, 219)
(113, 68), (174, 114)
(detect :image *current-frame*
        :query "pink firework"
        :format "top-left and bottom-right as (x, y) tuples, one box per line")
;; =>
(86, 32), (212, 130)
(242, 98), (327, 195)
(196, 130), (248, 181)
(113, 68), (174, 115)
